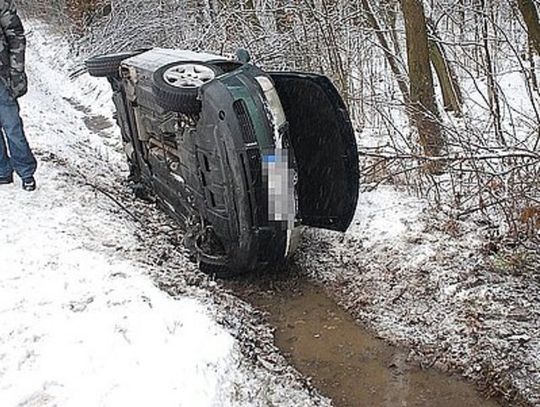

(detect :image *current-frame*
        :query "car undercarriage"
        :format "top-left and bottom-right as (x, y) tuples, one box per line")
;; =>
(86, 48), (359, 275)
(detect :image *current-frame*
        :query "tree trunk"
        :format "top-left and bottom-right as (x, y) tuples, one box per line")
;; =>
(517, 0), (540, 55)
(401, 0), (445, 166)
(481, 0), (505, 145)
(360, 0), (410, 105)
(427, 22), (463, 115)
(381, 0), (404, 62)
(528, 41), (539, 92)
(244, 0), (262, 30)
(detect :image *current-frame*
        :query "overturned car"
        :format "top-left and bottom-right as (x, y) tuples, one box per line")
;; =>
(86, 48), (359, 275)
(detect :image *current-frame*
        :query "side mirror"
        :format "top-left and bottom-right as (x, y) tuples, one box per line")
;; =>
(235, 48), (251, 64)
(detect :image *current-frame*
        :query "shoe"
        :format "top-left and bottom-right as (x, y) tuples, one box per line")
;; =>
(22, 177), (36, 191)
(0, 174), (13, 185)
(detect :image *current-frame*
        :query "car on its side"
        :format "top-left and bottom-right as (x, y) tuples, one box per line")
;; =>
(86, 48), (359, 275)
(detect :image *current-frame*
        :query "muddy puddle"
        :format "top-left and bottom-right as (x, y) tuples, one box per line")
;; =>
(232, 275), (499, 407)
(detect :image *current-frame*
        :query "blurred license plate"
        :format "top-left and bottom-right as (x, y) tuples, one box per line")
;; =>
(263, 148), (296, 229)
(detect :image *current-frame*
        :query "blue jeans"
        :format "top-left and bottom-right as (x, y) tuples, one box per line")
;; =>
(0, 80), (36, 180)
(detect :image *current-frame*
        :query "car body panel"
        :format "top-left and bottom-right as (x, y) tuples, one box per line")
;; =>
(270, 72), (359, 232)
(197, 67), (290, 269)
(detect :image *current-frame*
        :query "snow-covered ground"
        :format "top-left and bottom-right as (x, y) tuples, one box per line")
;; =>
(0, 24), (327, 407)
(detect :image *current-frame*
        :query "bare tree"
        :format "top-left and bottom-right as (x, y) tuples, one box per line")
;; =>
(427, 21), (463, 115)
(401, 0), (445, 166)
(480, 0), (505, 145)
(360, 0), (410, 104)
(516, 0), (540, 54)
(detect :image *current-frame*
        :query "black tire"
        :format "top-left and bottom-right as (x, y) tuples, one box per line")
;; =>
(199, 261), (235, 279)
(152, 62), (222, 114)
(190, 226), (235, 277)
(86, 49), (150, 78)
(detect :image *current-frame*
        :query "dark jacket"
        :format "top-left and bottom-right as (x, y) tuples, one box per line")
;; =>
(0, 0), (26, 98)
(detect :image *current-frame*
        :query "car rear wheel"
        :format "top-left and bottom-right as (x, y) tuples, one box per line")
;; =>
(86, 49), (149, 77)
(152, 62), (222, 114)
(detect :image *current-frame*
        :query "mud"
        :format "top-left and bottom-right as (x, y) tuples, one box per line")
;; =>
(230, 271), (500, 407)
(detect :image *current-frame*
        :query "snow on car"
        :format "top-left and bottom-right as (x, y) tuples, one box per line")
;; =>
(86, 48), (359, 275)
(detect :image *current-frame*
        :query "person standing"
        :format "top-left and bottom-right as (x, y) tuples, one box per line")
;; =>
(0, 0), (36, 191)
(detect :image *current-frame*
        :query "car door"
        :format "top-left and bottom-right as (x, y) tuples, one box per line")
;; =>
(270, 72), (359, 232)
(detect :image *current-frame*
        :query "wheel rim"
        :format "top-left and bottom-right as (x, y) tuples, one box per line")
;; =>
(163, 64), (216, 88)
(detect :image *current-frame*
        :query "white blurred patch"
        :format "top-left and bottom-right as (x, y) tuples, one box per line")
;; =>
(263, 148), (296, 229)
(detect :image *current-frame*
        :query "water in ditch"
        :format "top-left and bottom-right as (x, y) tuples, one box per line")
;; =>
(235, 277), (499, 407)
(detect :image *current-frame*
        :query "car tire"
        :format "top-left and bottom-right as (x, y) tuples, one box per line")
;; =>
(86, 49), (149, 77)
(199, 261), (235, 278)
(152, 62), (222, 114)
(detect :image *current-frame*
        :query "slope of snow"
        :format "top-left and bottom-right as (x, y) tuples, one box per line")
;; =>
(0, 134), (238, 406)
(349, 186), (426, 248)
(0, 184), (236, 406)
